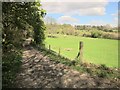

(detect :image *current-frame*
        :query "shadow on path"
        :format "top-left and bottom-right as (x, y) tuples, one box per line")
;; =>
(15, 46), (120, 88)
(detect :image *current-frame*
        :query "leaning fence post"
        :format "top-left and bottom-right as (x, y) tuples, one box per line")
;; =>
(49, 45), (51, 51)
(58, 47), (60, 56)
(79, 41), (83, 63)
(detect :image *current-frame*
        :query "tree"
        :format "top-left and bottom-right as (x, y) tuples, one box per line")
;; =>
(2, 2), (46, 52)
(103, 24), (112, 32)
(44, 16), (57, 25)
(2, 2), (46, 87)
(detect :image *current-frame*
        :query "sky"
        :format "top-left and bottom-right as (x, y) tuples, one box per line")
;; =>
(41, 0), (119, 27)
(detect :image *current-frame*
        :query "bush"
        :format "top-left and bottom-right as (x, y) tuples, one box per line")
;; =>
(47, 35), (58, 38)
(74, 31), (79, 36)
(2, 51), (22, 88)
(91, 31), (102, 38)
(97, 70), (108, 78)
(100, 64), (109, 70)
(83, 33), (91, 37)
(102, 33), (118, 40)
(102, 33), (111, 39)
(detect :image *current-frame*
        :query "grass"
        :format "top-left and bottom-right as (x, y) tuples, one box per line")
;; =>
(36, 45), (120, 79)
(45, 34), (119, 68)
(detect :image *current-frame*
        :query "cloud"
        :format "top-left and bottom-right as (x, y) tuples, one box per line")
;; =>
(111, 11), (118, 26)
(111, 13), (117, 16)
(114, 17), (118, 26)
(41, 0), (108, 2)
(111, 11), (118, 16)
(41, 0), (108, 16)
(88, 19), (118, 27)
(57, 16), (79, 24)
(114, 17), (118, 22)
(88, 20), (109, 26)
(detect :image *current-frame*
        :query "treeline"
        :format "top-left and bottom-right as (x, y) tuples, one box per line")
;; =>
(44, 16), (119, 40)
(46, 24), (75, 35)
(75, 25), (119, 39)
(46, 23), (119, 40)
(75, 24), (118, 32)
(2, 2), (46, 88)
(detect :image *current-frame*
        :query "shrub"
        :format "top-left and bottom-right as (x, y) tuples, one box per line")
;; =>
(97, 70), (108, 78)
(102, 33), (111, 39)
(74, 31), (79, 36)
(86, 68), (92, 74)
(91, 31), (102, 38)
(2, 51), (22, 88)
(100, 64), (109, 70)
(83, 33), (91, 37)
(47, 35), (58, 38)
(102, 33), (118, 40)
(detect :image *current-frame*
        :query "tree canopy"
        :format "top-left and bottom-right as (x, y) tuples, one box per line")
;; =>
(2, 2), (46, 52)
(2, 2), (46, 87)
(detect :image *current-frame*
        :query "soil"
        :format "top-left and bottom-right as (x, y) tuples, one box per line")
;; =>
(15, 46), (120, 88)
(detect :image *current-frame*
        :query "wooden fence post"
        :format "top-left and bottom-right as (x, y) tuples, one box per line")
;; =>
(79, 41), (83, 63)
(58, 48), (60, 56)
(49, 45), (51, 51)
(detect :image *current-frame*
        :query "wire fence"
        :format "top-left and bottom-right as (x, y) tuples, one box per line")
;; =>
(45, 41), (84, 63)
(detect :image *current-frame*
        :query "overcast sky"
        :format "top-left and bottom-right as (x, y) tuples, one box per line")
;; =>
(41, 0), (119, 26)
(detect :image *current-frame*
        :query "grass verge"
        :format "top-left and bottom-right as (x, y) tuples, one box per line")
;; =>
(2, 50), (22, 88)
(35, 45), (120, 80)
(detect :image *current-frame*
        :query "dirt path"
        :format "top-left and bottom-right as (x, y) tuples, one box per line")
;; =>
(15, 46), (120, 88)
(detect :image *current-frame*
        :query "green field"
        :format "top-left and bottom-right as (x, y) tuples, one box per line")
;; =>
(45, 34), (119, 68)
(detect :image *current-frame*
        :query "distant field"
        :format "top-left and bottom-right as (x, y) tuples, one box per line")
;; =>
(45, 34), (119, 68)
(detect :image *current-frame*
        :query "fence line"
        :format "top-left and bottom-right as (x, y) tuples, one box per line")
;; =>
(46, 41), (84, 64)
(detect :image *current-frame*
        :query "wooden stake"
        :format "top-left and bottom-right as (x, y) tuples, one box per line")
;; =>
(79, 41), (83, 63)
(58, 48), (60, 56)
(49, 45), (51, 51)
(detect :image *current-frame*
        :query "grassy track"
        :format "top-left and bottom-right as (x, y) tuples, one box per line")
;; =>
(45, 34), (119, 68)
